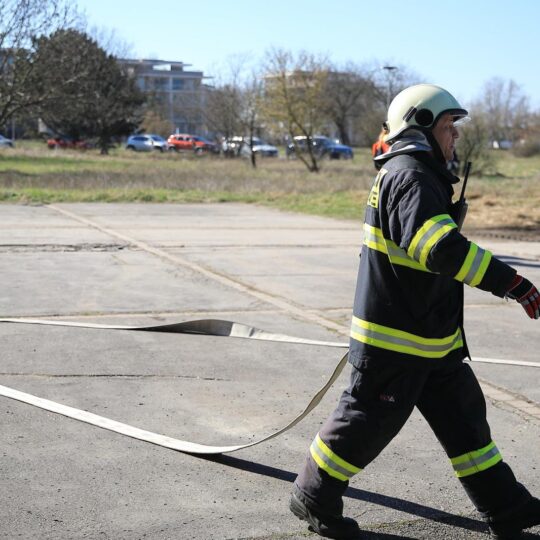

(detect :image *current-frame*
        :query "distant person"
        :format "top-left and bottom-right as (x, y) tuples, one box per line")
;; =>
(289, 84), (540, 540)
(371, 129), (390, 170)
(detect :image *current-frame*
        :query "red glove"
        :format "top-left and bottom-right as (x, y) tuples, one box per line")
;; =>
(506, 274), (540, 319)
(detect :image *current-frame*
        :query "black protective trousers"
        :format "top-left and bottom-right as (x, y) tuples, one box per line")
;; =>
(295, 357), (531, 521)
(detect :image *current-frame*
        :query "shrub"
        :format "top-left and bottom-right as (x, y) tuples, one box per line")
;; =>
(512, 139), (540, 158)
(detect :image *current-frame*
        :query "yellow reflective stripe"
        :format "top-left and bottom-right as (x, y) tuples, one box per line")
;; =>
(386, 241), (430, 272)
(352, 317), (460, 346)
(316, 434), (361, 475)
(455, 243), (478, 282)
(455, 243), (493, 287)
(450, 441), (502, 478)
(363, 224), (388, 254)
(407, 215), (457, 266)
(408, 214), (450, 257)
(309, 434), (361, 482)
(363, 224), (430, 273)
(418, 222), (456, 267)
(350, 316), (463, 359)
(310, 446), (348, 481)
(364, 223), (385, 241)
(454, 453), (502, 478)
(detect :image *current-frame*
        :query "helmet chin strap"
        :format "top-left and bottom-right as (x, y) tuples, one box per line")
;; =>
(425, 130), (446, 164)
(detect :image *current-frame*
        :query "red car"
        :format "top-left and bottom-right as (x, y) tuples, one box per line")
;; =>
(47, 137), (92, 150)
(167, 134), (219, 154)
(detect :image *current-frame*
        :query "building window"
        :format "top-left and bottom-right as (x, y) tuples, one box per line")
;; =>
(152, 77), (169, 91)
(172, 78), (185, 91)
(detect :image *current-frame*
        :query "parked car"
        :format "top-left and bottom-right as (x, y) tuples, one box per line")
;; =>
(167, 134), (219, 154)
(125, 134), (169, 152)
(167, 133), (196, 152)
(192, 135), (220, 154)
(47, 136), (91, 150)
(221, 136), (244, 157)
(286, 135), (353, 160)
(223, 136), (278, 158)
(0, 134), (14, 148)
(492, 140), (513, 150)
(246, 137), (279, 157)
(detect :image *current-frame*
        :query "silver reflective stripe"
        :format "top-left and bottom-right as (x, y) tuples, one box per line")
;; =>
(364, 229), (387, 251)
(310, 439), (356, 480)
(452, 445), (500, 473)
(351, 320), (462, 354)
(412, 217), (455, 262)
(462, 246), (488, 285)
(386, 242), (430, 272)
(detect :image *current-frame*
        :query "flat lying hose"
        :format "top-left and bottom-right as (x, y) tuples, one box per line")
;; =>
(0, 317), (348, 454)
(0, 318), (537, 455)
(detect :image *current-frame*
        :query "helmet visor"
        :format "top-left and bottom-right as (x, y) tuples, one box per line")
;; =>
(454, 115), (470, 126)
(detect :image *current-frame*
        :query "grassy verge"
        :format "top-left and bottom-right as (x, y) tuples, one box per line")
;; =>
(0, 141), (538, 230)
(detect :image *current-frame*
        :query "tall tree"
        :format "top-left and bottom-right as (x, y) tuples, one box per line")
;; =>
(0, 0), (76, 130)
(32, 29), (145, 154)
(240, 72), (264, 168)
(263, 49), (330, 172)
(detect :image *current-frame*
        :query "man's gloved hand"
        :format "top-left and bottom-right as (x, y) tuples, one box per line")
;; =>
(506, 274), (540, 319)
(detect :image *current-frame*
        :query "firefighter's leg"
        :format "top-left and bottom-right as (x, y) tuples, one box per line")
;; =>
(417, 360), (538, 536)
(293, 361), (426, 520)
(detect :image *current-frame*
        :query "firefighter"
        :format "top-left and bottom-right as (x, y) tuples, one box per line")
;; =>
(289, 84), (540, 540)
(371, 128), (390, 170)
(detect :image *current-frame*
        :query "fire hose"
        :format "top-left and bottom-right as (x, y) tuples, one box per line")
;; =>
(0, 317), (538, 455)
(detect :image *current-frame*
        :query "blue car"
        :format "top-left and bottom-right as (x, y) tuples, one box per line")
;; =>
(286, 135), (353, 160)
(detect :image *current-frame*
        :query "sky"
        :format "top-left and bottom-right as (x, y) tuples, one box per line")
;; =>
(76, 0), (540, 108)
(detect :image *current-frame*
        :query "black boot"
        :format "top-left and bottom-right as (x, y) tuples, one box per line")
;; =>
(289, 489), (360, 539)
(489, 497), (540, 539)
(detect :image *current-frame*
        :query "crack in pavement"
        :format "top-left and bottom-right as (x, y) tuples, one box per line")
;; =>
(0, 243), (130, 252)
(0, 372), (231, 381)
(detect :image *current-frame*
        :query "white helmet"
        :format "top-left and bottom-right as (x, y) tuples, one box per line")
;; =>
(384, 84), (468, 142)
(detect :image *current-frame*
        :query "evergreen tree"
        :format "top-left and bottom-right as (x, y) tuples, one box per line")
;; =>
(33, 29), (145, 154)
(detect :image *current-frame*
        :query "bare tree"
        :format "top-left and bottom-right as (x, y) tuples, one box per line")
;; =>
(0, 0), (77, 130)
(203, 55), (254, 151)
(87, 25), (133, 58)
(456, 107), (494, 175)
(205, 83), (243, 144)
(172, 87), (205, 134)
(233, 68), (266, 168)
(321, 62), (379, 145)
(353, 62), (421, 146)
(139, 109), (173, 138)
(263, 48), (330, 172)
(477, 77), (530, 144)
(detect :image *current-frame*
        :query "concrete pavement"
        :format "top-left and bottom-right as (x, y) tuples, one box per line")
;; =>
(1, 203), (539, 540)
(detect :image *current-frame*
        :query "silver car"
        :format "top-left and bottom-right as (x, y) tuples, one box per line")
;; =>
(126, 134), (168, 152)
(0, 134), (14, 148)
(224, 136), (278, 158)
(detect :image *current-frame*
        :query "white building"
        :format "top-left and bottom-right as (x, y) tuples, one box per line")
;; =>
(118, 58), (211, 134)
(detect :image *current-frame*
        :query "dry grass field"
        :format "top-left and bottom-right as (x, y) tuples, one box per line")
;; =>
(0, 141), (538, 233)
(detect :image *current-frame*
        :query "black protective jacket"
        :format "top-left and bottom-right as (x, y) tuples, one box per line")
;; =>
(349, 148), (515, 368)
